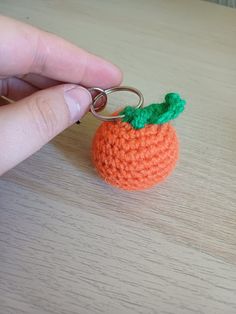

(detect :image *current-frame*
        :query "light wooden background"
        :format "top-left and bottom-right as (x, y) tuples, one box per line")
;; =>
(0, 0), (236, 313)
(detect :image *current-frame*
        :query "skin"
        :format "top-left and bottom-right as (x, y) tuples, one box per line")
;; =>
(0, 16), (122, 175)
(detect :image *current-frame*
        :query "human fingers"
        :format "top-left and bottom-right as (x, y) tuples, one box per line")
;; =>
(0, 74), (60, 101)
(0, 77), (38, 101)
(0, 15), (122, 88)
(0, 84), (92, 175)
(18, 73), (61, 89)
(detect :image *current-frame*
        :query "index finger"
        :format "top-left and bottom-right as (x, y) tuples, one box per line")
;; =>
(0, 16), (122, 88)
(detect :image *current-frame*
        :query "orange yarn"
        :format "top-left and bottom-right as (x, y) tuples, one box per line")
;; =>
(92, 118), (179, 191)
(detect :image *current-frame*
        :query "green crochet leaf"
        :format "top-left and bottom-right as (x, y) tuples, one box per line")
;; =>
(120, 93), (186, 129)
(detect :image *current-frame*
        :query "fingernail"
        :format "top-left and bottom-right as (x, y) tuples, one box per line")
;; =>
(64, 85), (92, 123)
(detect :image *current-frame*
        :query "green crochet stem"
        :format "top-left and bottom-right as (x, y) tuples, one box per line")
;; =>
(120, 93), (186, 130)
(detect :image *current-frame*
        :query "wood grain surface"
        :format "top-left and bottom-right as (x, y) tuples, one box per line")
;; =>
(0, 0), (236, 313)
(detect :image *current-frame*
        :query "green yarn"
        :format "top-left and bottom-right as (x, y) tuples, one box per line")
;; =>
(120, 93), (186, 130)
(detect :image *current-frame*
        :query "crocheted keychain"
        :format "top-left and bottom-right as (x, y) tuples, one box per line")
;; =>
(87, 86), (186, 191)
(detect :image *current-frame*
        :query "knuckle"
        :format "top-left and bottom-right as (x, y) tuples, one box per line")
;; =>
(30, 32), (48, 74)
(29, 94), (59, 142)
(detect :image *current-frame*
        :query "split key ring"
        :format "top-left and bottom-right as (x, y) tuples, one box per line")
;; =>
(88, 86), (144, 122)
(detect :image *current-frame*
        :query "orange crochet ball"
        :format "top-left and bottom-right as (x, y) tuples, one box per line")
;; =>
(92, 120), (178, 191)
(91, 92), (185, 191)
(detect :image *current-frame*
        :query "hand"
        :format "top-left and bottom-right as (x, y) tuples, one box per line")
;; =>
(0, 16), (122, 175)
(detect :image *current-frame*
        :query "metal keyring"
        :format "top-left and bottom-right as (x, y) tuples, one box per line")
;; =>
(90, 86), (144, 121)
(88, 87), (108, 112)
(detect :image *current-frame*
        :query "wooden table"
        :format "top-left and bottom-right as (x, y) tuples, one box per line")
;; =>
(0, 0), (235, 313)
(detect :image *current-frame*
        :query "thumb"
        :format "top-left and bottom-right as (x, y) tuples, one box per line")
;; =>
(0, 84), (92, 175)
